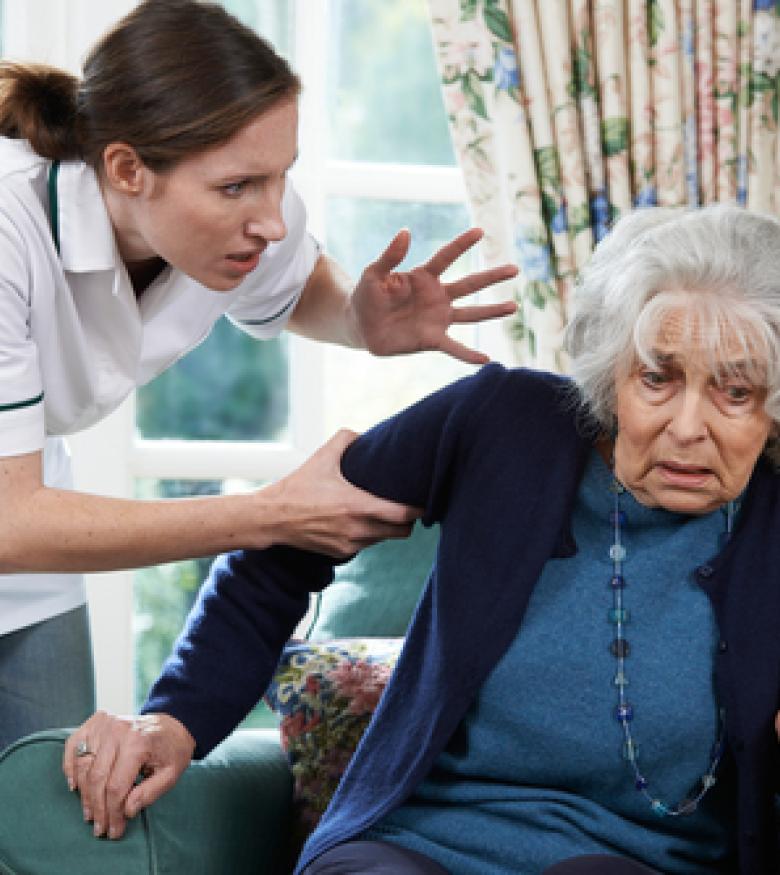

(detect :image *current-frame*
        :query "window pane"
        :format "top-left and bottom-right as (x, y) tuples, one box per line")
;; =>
(220, 0), (294, 60)
(133, 479), (277, 728)
(323, 197), (477, 432)
(136, 319), (289, 442)
(327, 0), (455, 165)
(326, 197), (473, 278)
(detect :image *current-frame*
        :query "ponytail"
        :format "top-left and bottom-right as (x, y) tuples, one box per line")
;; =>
(0, 62), (82, 160)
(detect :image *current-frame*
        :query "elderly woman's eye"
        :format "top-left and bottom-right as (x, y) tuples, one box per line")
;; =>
(640, 369), (668, 388)
(722, 384), (753, 403)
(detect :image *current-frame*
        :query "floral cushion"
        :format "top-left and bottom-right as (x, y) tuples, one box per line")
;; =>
(265, 638), (403, 843)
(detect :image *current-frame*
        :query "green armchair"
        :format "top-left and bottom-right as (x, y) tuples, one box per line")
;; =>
(0, 729), (292, 875)
(0, 525), (438, 875)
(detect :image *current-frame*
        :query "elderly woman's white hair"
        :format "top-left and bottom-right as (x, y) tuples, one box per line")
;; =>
(565, 204), (780, 462)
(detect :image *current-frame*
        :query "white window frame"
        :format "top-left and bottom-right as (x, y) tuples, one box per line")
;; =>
(4, 0), (507, 714)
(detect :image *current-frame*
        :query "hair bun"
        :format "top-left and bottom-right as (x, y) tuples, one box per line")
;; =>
(0, 62), (82, 160)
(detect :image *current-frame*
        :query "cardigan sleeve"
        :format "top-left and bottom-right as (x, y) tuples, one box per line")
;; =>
(141, 546), (335, 757)
(340, 362), (511, 523)
(141, 364), (512, 756)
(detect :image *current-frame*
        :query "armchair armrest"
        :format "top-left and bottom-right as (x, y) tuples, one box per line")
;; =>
(0, 728), (292, 875)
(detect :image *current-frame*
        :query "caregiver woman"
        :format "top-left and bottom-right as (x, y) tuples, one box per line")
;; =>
(0, 0), (515, 750)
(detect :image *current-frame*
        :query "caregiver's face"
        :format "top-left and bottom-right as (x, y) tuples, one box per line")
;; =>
(137, 98), (299, 291)
(613, 310), (774, 515)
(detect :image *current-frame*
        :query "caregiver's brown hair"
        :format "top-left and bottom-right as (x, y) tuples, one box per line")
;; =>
(0, 0), (300, 171)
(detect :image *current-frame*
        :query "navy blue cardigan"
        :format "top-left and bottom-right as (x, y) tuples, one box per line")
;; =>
(143, 365), (780, 874)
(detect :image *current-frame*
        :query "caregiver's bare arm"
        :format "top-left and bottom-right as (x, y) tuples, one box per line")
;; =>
(0, 431), (418, 573)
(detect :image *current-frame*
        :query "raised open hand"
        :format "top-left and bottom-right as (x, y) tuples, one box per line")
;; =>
(351, 227), (518, 364)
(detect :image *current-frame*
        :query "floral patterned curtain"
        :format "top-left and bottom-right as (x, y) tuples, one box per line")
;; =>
(427, 0), (780, 370)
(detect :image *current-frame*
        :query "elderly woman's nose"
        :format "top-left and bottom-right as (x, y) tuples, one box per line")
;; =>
(667, 391), (708, 442)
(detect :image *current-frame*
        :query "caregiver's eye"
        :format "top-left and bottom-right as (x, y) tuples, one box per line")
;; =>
(221, 180), (249, 197)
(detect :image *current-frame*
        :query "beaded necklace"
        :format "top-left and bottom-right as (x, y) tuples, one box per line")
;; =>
(608, 476), (734, 817)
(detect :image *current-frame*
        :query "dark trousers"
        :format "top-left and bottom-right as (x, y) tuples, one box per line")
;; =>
(0, 605), (95, 753)
(301, 841), (662, 874)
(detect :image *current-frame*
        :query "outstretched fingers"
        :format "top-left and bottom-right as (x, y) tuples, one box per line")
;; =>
(450, 302), (518, 325)
(445, 263), (519, 300)
(438, 335), (491, 366)
(423, 228), (484, 277)
(371, 229), (412, 276)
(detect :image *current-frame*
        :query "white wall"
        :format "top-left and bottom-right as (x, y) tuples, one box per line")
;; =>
(3, 0), (136, 71)
(69, 404), (136, 715)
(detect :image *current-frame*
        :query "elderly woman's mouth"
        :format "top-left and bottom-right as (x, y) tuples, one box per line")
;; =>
(656, 461), (712, 485)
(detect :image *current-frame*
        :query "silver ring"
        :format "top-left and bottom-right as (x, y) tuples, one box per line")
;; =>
(74, 740), (94, 758)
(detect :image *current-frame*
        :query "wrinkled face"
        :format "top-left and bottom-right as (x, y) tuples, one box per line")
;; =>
(613, 311), (774, 514)
(128, 98), (299, 291)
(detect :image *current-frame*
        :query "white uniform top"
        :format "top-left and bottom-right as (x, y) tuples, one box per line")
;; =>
(0, 137), (320, 634)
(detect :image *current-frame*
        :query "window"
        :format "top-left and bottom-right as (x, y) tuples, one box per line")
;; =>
(326, 0), (454, 166)
(131, 0), (477, 719)
(130, 0), (480, 717)
(310, 0), (477, 435)
(131, 2), (300, 724)
(222, 0), (293, 58)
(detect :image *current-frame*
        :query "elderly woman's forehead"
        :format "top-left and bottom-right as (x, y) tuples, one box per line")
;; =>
(650, 305), (752, 347)
(654, 309), (713, 344)
(637, 308), (767, 371)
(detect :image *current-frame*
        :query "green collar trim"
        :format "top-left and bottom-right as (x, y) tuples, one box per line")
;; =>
(0, 392), (44, 413)
(237, 296), (297, 326)
(48, 160), (61, 255)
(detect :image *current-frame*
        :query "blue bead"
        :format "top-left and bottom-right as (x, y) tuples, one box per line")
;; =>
(608, 608), (630, 624)
(609, 574), (625, 589)
(609, 544), (626, 561)
(651, 800), (669, 816)
(610, 638), (630, 657)
(635, 776), (648, 790)
(615, 703), (634, 722)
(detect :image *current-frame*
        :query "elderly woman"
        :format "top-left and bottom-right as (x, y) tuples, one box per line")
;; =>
(66, 205), (780, 874)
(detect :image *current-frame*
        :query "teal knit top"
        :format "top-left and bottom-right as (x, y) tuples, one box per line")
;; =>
(364, 448), (735, 873)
